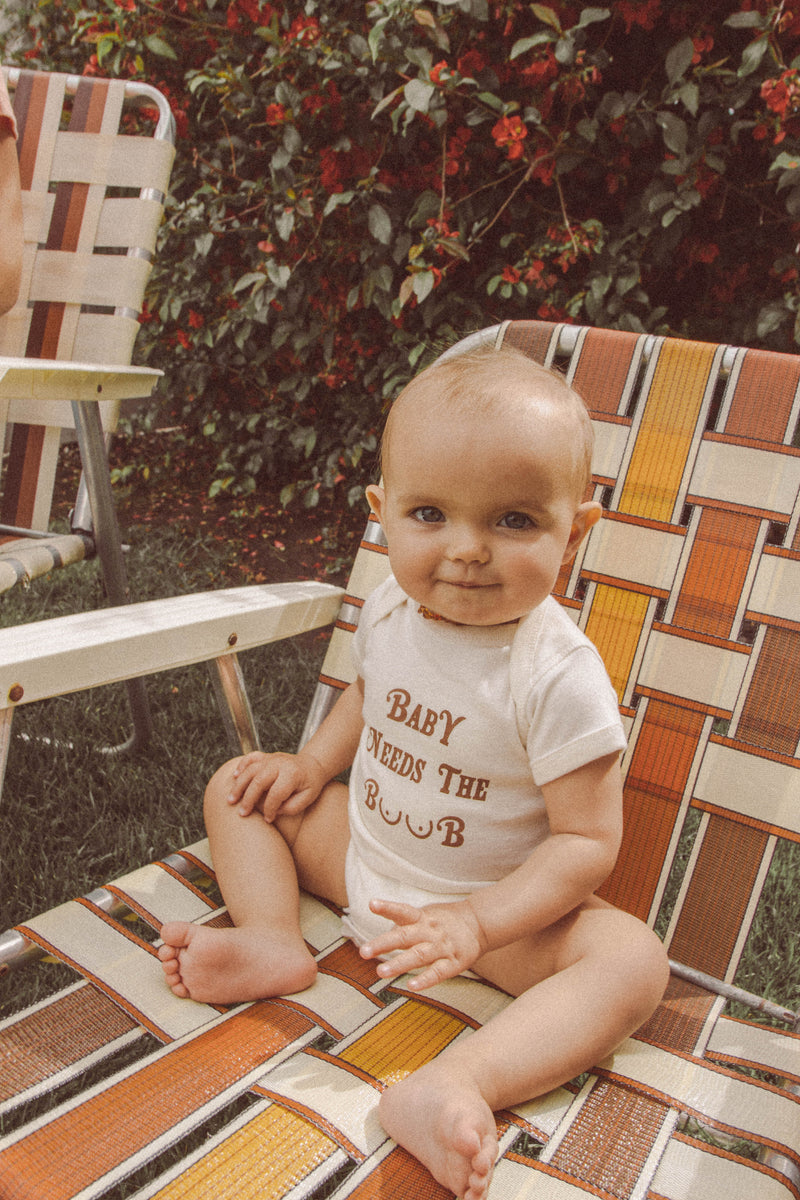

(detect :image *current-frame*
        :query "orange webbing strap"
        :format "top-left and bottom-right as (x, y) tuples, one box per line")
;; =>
(0, 1004), (321, 1200)
(0, 983), (141, 1119)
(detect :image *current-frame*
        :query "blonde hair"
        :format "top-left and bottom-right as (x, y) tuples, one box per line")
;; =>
(380, 343), (594, 498)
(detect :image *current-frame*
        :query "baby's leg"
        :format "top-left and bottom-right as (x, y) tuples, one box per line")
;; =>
(378, 899), (668, 1200)
(159, 759), (349, 1004)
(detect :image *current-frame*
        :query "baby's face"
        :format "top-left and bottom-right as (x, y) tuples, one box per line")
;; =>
(367, 388), (600, 627)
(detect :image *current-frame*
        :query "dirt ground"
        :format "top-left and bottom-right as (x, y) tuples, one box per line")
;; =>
(53, 429), (369, 589)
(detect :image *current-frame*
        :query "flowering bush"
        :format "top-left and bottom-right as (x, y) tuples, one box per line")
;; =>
(5, 0), (800, 503)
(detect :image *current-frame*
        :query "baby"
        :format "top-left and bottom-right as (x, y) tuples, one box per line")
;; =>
(159, 344), (668, 1200)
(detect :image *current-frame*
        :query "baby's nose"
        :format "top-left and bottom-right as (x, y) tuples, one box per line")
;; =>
(447, 525), (490, 563)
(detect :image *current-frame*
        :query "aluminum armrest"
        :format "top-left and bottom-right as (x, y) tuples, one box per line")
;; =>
(0, 581), (344, 708)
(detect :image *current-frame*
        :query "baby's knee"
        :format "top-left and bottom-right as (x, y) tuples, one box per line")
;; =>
(204, 757), (246, 816)
(619, 915), (670, 1018)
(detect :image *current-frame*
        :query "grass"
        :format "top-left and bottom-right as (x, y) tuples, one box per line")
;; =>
(0, 524), (329, 1020)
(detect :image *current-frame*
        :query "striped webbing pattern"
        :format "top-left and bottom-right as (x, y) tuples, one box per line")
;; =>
(2, 324), (798, 1199)
(0, 68), (174, 533)
(1, 843), (797, 1199)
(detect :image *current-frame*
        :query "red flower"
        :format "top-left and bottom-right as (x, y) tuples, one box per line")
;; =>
(501, 266), (520, 283)
(520, 47), (557, 88)
(692, 34), (713, 64)
(457, 49), (486, 78)
(176, 330), (191, 349)
(288, 15), (321, 44)
(616, 0), (660, 33)
(265, 103), (287, 126)
(762, 78), (791, 118)
(492, 115), (528, 160)
(188, 309), (205, 328)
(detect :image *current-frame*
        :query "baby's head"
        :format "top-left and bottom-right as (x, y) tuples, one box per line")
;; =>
(367, 343), (602, 627)
(379, 343), (594, 503)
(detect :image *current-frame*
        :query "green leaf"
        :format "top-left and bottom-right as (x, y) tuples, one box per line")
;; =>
(372, 84), (404, 120)
(406, 189), (441, 229)
(323, 190), (355, 217)
(413, 271), (435, 302)
(724, 11), (766, 29)
(665, 38), (694, 85)
(404, 78), (436, 113)
(275, 209), (294, 241)
(739, 36), (768, 77)
(675, 81), (699, 117)
(531, 4), (561, 32)
(144, 34), (178, 60)
(194, 232), (213, 257)
(647, 190), (675, 214)
(233, 272), (265, 293)
(476, 91), (505, 111)
(656, 111), (688, 157)
(283, 125), (302, 156)
(368, 203), (392, 244)
(510, 33), (552, 60)
(769, 151), (800, 175)
(266, 261), (291, 289)
(576, 7), (610, 28)
(555, 36), (575, 66)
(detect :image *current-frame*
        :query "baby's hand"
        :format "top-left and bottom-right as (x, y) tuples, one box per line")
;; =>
(360, 899), (487, 991)
(227, 750), (326, 823)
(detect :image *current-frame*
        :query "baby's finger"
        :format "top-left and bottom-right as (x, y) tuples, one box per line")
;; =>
(275, 788), (316, 817)
(228, 759), (270, 805)
(368, 898), (422, 927)
(403, 958), (458, 991)
(370, 941), (433, 980)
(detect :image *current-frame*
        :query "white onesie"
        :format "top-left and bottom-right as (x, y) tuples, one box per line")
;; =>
(341, 576), (626, 945)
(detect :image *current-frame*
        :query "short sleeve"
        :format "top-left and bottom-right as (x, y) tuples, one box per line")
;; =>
(525, 646), (626, 786)
(350, 574), (406, 679)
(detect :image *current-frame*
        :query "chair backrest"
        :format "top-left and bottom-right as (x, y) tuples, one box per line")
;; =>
(0, 68), (175, 533)
(312, 319), (800, 987)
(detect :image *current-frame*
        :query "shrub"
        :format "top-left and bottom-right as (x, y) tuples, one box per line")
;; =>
(5, 0), (800, 502)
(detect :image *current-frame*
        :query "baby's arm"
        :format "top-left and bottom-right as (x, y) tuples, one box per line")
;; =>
(228, 678), (364, 822)
(362, 751), (623, 989)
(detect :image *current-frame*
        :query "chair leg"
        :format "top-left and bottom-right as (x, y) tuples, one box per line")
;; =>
(70, 398), (154, 752)
(209, 653), (261, 756)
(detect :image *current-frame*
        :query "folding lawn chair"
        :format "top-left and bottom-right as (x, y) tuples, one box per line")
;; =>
(0, 66), (176, 749)
(0, 320), (798, 1199)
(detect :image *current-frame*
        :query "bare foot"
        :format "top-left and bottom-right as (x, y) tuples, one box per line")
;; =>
(378, 1061), (497, 1200)
(157, 921), (317, 1004)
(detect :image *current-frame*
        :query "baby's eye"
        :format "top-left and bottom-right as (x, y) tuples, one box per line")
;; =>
(411, 506), (445, 523)
(498, 511), (534, 530)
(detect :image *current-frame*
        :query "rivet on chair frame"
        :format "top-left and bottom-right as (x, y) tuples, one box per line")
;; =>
(8, 684), (24, 703)
(228, 633), (238, 647)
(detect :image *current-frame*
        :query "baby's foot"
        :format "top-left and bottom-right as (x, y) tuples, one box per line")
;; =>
(157, 921), (317, 1004)
(378, 1061), (497, 1200)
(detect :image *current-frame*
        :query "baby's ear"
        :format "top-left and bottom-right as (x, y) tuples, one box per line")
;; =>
(365, 484), (386, 523)
(562, 501), (602, 564)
